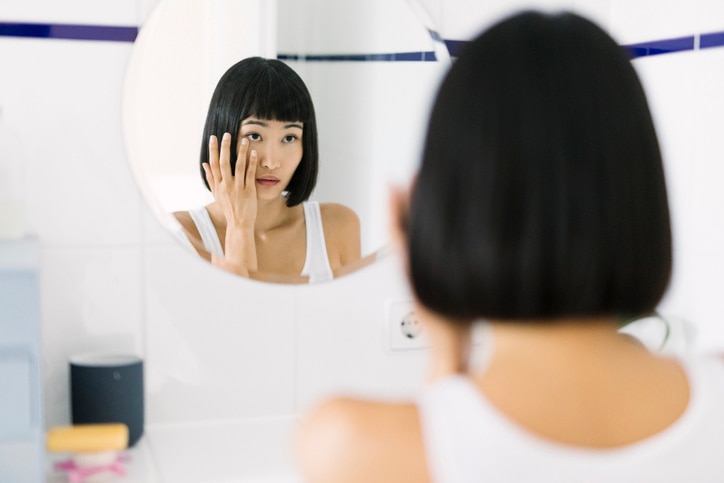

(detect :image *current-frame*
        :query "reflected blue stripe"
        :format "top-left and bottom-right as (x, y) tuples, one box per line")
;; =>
(277, 51), (438, 62)
(0, 22), (137, 42)
(625, 36), (695, 58)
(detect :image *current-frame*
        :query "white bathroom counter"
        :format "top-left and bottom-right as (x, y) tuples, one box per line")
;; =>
(45, 416), (301, 482)
(145, 416), (300, 483)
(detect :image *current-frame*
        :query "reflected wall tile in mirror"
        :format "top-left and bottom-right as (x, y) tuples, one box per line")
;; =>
(278, 0), (449, 257)
(39, 246), (144, 428)
(295, 251), (425, 412)
(143, 242), (297, 425)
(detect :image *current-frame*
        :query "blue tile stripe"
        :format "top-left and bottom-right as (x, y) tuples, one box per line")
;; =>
(701, 31), (724, 49)
(0, 21), (137, 42)
(443, 39), (468, 58)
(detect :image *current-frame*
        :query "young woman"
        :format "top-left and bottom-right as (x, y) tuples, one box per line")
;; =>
(173, 57), (361, 282)
(294, 11), (724, 482)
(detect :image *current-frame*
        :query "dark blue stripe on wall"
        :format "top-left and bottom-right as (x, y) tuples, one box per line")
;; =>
(0, 22), (137, 42)
(701, 31), (724, 49)
(443, 40), (468, 58)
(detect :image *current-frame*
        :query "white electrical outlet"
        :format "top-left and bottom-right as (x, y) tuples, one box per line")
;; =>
(385, 299), (430, 351)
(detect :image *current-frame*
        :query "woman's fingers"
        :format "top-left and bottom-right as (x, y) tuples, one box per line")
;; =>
(208, 135), (222, 186)
(202, 163), (214, 191)
(235, 137), (256, 191)
(237, 136), (249, 180)
(218, 132), (232, 181)
(245, 149), (258, 189)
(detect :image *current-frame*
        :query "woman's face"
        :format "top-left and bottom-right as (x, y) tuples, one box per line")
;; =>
(238, 117), (304, 201)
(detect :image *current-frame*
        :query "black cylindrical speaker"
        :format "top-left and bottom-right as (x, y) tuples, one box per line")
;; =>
(70, 354), (144, 447)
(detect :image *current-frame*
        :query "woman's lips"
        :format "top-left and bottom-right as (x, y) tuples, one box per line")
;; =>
(256, 176), (280, 187)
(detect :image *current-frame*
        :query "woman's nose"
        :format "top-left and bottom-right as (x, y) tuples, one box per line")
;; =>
(259, 144), (280, 169)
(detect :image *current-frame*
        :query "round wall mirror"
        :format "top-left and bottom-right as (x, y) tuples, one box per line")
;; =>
(123, 0), (450, 283)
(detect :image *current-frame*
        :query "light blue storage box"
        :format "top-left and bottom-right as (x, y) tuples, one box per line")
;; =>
(0, 237), (43, 482)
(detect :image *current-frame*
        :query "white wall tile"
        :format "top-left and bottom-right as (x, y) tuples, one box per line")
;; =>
(633, 46), (724, 352)
(0, 37), (142, 247)
(697, 0), (724, 34)
(146, 416), (298, 482)
(608, 0), (699, 45)
(0, 1), (138, 26)
(434, 0), (575, 41)
(631, 53), (698, 323)
(295, 252), (425, 413)
(690, 48), (724, 259)
(40, 246), (144, 428)
(680, 254), (724, 354)
(143, 243), (297, 424)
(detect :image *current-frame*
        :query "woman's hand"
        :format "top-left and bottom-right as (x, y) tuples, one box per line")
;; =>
(203, 132), (259, 275)
(204, 132), (258, 229)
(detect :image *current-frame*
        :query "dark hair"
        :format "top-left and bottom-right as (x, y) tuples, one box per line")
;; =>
(199, 57), (318, 206)
(408, 11), (672, 321)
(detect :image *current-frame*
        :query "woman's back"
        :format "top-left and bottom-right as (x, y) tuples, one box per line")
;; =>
(417, 322), (724, 482)
(297, 321), (722, 482)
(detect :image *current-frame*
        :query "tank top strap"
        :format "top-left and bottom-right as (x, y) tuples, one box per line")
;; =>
(301, 201), (334, 283)
(188, 207), (224, 257)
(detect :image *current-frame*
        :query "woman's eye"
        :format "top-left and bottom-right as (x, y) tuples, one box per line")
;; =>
(246, 133), (261, 142)
(283, 135), (298, 143)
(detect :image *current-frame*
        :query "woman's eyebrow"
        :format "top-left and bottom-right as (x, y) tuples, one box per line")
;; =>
(241, 120), (302, 130)
(242, 119), (267, 127)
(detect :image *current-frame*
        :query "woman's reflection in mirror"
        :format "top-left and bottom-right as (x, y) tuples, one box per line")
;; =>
(172, 57), (361, 282)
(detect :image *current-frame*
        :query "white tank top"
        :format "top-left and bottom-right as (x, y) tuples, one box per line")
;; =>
(418, 355), (724, 482)
(186, 201), (333, 283)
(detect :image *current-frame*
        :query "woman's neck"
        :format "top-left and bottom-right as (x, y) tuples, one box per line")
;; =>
(254, 197), (295, 234)
(423, 313), (637, 381)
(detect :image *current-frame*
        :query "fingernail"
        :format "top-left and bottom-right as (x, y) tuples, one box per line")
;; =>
(241, 138), (248, 145)
(251, 150), (257, 157)
(223, 132), (231, 141)
(209, 135), (216, 143)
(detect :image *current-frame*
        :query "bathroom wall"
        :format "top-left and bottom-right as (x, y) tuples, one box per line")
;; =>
(1, 0), (723, 443)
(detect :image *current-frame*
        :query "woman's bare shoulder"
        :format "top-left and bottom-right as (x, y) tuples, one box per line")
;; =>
(318, 203), (361, 266)
(295, 396), (428, 483)
(318, 202), (360, 229)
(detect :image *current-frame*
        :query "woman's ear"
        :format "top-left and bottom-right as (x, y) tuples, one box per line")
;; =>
(388, 182), (411, 255)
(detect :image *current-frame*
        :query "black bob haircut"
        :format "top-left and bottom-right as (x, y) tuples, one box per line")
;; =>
(408, 11), (672, 322)
(199, 57), (318, 206)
